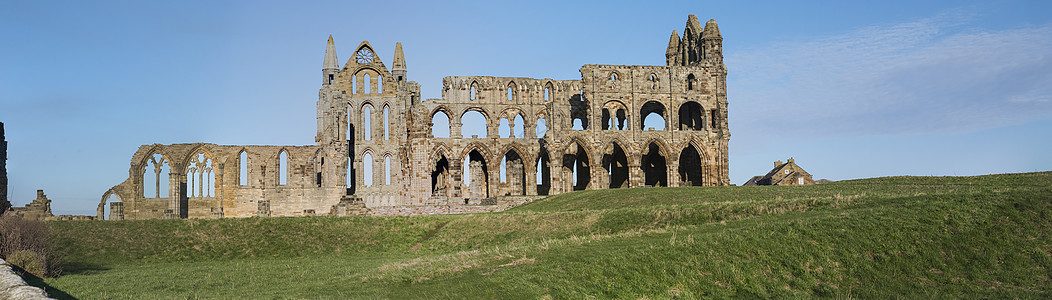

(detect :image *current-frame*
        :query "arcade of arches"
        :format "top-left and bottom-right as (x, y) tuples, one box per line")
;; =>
(101, 15), (729, 219)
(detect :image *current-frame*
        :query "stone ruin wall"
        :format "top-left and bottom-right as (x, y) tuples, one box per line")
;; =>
(101, 15), (729, 219)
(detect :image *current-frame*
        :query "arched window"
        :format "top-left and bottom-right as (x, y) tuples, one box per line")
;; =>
(363, 105), (372, 141)
(363, 153), (374, 187)
(507, 82), (515, 101)
(431, 110), (451, 138)
(536, 117), (548, 138)
(470, 82), (478, 100)
(687, 74), (696, 91)
(383, 106), (390, 140)
(544, 83), (552, 101)
(364, 74), (371, 94)
(278, 150), (288, 185)
(239, 151), (248, 186)
(377, 75), (383, 94)
(384, 156), (391, 185)
(186, 152), (215, 197)
(351, 75), (357, 94)
(610, 73), (618, 81)
(142, 153), (170, 198)
(461, 110), (487, 138)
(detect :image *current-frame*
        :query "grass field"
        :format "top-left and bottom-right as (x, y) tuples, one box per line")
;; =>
(34, 172), (1052, 298)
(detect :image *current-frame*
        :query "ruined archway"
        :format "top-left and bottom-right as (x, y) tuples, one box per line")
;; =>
(463, 149), (490, 200)
(679, 144), (704, 186)
(536, 147), (551, 195)
(431, 154), (451, 197)
(640, 101), (667, 131)
(641, 142), (667, 187)
(562, 141), (591, 191)
(500, 149), (526, 196)
(678, 101), (705, 131)
(603, 142), (629, 188)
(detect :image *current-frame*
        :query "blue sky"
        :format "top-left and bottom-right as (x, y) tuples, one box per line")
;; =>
(2, 0), (1050, 215)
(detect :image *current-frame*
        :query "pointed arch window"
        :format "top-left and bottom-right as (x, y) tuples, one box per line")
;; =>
(279, 150), (288, 185)
(507, 82), (516, 101)
(239, 151), (249, 186)
(470, 82), (478, 100)
(186, 152), (215, 197)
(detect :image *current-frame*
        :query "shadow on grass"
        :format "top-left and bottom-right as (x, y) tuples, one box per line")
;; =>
(10, 264), (79, 300)
(59, 261), (110, 275)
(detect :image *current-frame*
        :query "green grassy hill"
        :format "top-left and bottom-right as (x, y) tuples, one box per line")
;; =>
(39, 172), (1052, 298)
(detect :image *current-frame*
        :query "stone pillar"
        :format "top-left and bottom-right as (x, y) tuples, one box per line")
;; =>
(628, 163), (643, 188)
(668, 162), (680, 187)
(109, 202), (124, 220)
(451, 122), (462, 138)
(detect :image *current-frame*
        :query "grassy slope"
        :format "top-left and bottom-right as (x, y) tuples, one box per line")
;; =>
(40, 172), (1052, 298)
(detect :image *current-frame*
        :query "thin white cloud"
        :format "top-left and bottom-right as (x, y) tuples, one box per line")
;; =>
(729, 10), (1052, 139)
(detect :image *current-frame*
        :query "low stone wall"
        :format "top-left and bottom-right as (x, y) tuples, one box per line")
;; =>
(369, 195), (544, 216)
(0, 259), (52, 299)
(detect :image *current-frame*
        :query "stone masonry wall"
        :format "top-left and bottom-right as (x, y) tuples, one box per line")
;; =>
(102, 15), (729, 219)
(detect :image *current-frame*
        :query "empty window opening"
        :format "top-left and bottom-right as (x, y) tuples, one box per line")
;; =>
(604, 143), (629, 188)
(385, 156), (391, 185)
(570, 92), (589, 130)
(351, 75), (357, 94)
(507, 84), (515, 101)
(678, 102), (705, 131)
(498, 117), (511, 138)
(572, 119), (585, 130)
(363, 105), (372, 141)
(363, 153), (374, 187)
(501, 151), (526, 196)
(562, 143), (590, 191)
(142, 153), (170, 198)
(316, 157), (323, 187)
(601, 109), (611, 130)
(687, 74), (696, 91)
(103, 194), (121, 220)
(470, 82), (478, 100)
(678, 145), (703, 186)
(239, 151), (249, 186)
(463, 150), (489, 198)
(513, 114), (525, 138)
(544, 85), (551, 101)
(186, 152), (215, 197)
(649, 74), (658, 90)
(536, 149), (551, 195)
(711, 110), (719, 129)
(640, 101), (667, 131)
(642, 143), (668, 187)
(383, 106), (390, 140)
(328, 74), (334, 84)
(377, 75), (383, 94)
(431, 155), (450, 196)
(431, 111), (451, 138)
(610, 73), (617, 81)
(461, 110), (487, 138)
(279, 151), (288, 185)
(535, 118), (548, 138)
(364, 74), (371, 94)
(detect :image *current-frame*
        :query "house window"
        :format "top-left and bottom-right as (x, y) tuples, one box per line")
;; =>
(784, 169), (789, 175)
(798, 177), (804, 184)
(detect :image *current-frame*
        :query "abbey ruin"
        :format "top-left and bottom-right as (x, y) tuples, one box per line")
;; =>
(99, 15), (729, 220)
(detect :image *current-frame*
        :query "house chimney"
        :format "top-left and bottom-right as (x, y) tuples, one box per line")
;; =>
(787, 157), (794, 163)
(774, 161), (783, 168)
